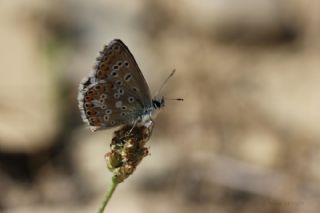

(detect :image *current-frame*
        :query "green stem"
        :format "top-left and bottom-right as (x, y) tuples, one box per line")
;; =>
(98, 178), (119, 213)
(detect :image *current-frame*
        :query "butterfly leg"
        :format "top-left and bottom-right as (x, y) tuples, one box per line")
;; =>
(116, 121), (138, 141)
(122, 119), (139, 138)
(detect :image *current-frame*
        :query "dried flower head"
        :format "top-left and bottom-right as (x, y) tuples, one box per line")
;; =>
(105, 121), (154, 183)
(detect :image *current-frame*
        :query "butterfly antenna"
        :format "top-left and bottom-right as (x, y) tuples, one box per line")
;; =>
(154, 69), (176, 97)
(166, 98), (184, 101)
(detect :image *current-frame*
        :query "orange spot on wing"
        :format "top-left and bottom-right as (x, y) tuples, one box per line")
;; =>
(89, 117), (101, 126)
(86, 108), (97, 116)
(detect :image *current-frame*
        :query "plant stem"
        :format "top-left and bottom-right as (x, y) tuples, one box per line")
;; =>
(98, 178), (119, 213)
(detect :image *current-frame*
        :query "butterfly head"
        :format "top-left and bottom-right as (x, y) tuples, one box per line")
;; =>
(152, 96), (165, 110)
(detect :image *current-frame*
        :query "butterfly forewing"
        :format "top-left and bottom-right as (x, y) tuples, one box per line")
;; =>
(94, 39), (151, 106)
(78, 39), (152, 131)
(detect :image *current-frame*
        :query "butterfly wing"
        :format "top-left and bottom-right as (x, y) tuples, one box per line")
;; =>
(94, 39), (152, 104)
(78, 39), (152, 131)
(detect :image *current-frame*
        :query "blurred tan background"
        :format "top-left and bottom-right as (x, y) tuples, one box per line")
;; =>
(1, 0), (320, 212)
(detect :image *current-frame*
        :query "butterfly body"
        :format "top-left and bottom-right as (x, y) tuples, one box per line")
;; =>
(78, 39), (164, 131)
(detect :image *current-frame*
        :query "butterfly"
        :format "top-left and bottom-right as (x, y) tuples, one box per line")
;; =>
(78, 39), (177, 132)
